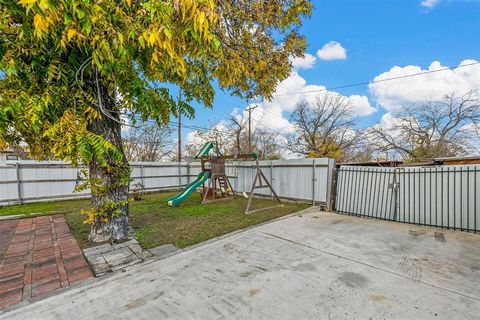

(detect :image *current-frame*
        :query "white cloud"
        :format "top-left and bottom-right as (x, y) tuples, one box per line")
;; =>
(420, 0), (440, 9)
(290, 53), (316, 69)
(369, 59), (480, 112)
(184, 121), (233, 155)
(460, 122), (480, 149)
(245, 70), (376, 135)
(185, 70), (377, 158)
(316, 41), (347, 61)
(379, 112), (399, 130)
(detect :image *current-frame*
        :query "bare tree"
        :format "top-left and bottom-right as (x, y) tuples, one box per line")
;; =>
(369, 91), (480, 161)
(123, 123), (174, 162)
(228, 112), (281, 159)
(228, 114), (248, 154)
(253, 129), (281, 160)
(287, 93), (362, 161)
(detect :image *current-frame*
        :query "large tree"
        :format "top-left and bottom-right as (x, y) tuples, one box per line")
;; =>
(0, 0), (312, 242)
(287, 93), (361, 160)
(369, 91), (480, 161)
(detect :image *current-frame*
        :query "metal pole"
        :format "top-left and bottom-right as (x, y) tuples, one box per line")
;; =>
(177, 89), (183, 190)
(329, 160), (337, 212)
(140, 164), (145, 191)
(178, 162), (182, 190)
(246, 104), (258, 154)
(312, 159), (316, 206)
(177, 89), (182, 162)
(270, 161), (274, 200)
(16, 162), (22, 205)
(393, 168), (399, 221)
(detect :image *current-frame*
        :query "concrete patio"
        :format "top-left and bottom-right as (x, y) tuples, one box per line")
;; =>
(1, 210), (479, 319)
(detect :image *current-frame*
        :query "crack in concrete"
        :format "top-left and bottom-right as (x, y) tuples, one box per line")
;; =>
(260, 231), (480, 302)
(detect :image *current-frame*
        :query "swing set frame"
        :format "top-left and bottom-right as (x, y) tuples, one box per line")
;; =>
(198, 149), (282, 214)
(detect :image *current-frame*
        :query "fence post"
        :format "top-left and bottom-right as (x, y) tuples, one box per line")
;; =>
(15, 162), (22, 205)
(140, 164), (145, 192)
(312, 159), (316, 206)
(235, 163), (238, 192)
(178, 161), (182, 190)
(187, 162), (191, 184)
(270, 161), (274, 200)
(393, 168), (399, 221)
(329, 161), (337, 212)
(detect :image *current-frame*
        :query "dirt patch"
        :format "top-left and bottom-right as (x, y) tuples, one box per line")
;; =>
(338, 272), (368, 288)
(435, 232), (446, 242)
(368, 295), (386, 302)
(248, 288), (260, 297)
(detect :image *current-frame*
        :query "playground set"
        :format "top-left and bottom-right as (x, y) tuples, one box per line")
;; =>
(167, 142), (282, 214)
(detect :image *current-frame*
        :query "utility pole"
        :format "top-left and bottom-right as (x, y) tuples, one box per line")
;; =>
(177, 89), (182, 162)
(246, 104), (258, 153)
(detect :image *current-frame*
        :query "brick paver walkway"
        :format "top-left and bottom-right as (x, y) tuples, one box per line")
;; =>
(0, 215), (92, 309)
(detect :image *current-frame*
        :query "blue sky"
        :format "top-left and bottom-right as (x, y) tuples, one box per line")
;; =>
(182, 0), (480, 141)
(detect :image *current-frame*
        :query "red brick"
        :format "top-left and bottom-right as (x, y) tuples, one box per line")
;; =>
(34, 242), (54, 251)
(0, 289), (22, 309)
(31, 279), (61, 297)
(0, 277), (24, 293)
(68, 268), (93, 283)
(0, 215), (92, 308)
(65, 259), (89, 274)
(0, 264), (25, 278)
(32, 264), (59, 282)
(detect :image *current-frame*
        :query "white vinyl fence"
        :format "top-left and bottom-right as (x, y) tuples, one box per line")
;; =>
(334, 165), (480, 234)
(0, 158), (335, 207)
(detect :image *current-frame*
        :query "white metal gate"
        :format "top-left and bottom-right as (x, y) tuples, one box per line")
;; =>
(334, 165), (480, 234)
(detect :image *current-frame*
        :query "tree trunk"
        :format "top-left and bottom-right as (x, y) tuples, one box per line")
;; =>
(87, 89), (132, 243)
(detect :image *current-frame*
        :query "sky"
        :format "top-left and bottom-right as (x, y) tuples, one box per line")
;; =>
(181, 0), (480, 148)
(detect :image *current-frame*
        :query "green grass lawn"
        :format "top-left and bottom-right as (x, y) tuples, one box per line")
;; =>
(0, 192), (308, 249)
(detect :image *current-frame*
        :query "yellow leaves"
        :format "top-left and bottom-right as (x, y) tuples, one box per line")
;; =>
(33, 13), (50, 34)
(81, 209), (95, 225)
(117, 32), (124, 45)
(37, 0), (51, 10)
(196, 11), (205, 32)
(147, 32), (156, 46)
(125, 0), (131, 6)
(152, 51), (159, 64)
(85, 106), (101, 120)
(18, 0), (37, 5)
(67, 28), (76, 41)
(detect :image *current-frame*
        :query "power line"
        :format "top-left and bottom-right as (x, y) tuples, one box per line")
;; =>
(234, 61), (480, 135)
(274, 61), (480, 97)
(134, 61), (480, 140)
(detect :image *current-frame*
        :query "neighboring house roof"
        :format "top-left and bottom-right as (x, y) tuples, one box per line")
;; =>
(337, 160), (403, 167)
(433, 156), (480, 165)
(338, 156), (480, 167)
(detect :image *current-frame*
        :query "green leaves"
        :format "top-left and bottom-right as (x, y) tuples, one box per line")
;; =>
(1, 0), (312, 167)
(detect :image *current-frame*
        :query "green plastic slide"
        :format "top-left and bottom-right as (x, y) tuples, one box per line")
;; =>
(194, 142), (214, 159)
(167, 171), (210, 207)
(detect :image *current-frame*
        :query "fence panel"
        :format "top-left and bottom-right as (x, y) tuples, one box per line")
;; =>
(397, 165), (479, 232)
(335, 165), (480, 234)
(335, 166), (397, 220)
(0, 158), (335, 207)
